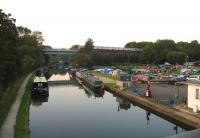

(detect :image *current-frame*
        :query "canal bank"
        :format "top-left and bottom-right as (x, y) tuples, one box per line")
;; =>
(88, 75), (200, 129)
(109, 87), (200, 129)
(14, 73), (35, 138)
(0, 73), (32, 138)
(0, 74), (28, 128)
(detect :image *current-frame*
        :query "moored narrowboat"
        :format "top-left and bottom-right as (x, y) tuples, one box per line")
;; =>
(80, 71), (103, 91)
(32, 76), (49, 96)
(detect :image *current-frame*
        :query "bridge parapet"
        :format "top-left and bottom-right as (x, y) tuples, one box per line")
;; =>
(42, 49), (78, 55)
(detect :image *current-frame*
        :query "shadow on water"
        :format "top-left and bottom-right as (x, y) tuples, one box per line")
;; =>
(80, 85), (186, 135)
(31, 93), (49, 107)
(116, 96), (131, 111)
(81, 84), (105, 98)
(109, 90), (194, 131)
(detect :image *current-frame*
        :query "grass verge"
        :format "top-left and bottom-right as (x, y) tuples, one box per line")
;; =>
(14, 73), (34, 138)
(0, 74), (27, 128)
(91, 71), (118, 80)
(104, 83), (115, 90)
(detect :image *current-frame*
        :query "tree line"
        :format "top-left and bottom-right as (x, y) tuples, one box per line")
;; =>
(0, 9), (44, 97)
(125, 40), (200, 64)
(75, 38), (200, 67)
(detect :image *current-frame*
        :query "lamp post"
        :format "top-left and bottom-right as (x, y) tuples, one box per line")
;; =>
(186, 56), (188, 67)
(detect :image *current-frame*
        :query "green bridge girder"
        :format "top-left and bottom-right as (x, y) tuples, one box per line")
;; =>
(42, 49), (78, 55)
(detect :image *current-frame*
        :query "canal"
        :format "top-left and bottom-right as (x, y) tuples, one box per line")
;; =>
(29, 71), (185, 138)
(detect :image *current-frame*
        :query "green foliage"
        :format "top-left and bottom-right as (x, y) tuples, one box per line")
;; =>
(0, 9), (44, 91)
(76, 38), (200, 67)
(136, 39), (200, 64)
(83, 38), (94, 54)
(17, 26), (31, 35)
(0, 74), (27, 128)
(104, 83), (114, 89)
(125, 41), (153, 49)
(166, 51), (186, 64)
(169, 69), (181, 75)
(0, 9), (18, 88)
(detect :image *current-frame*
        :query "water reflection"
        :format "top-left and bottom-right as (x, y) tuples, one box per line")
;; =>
(82, 85), (105, 98)
(31, 94), (49, 107)
(48, 73), (70, 81)
(146, 111), (151, 124)
(116, 96), (131, 111)
(29, 71), (189, 138)
(44, 67), (68, 80)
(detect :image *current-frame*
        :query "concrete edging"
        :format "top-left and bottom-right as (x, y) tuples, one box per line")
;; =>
(111, 87), (200, 129)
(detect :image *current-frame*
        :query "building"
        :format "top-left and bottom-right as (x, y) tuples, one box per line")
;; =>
(186, 82), (200, 112)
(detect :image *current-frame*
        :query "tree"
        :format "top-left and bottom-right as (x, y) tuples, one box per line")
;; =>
(70, 45), (81, 50)
(125, 41), (153, 49)
(125, 41), (137, 48)
(0, 9), (18, 88)
(17, 26), (31, 35)
(154, 39), (176, 49)
(32, 31), (44, 46)
(139, 47), (154, 63)
(84, 38), (94, 53)
(166, 52), (187, 64)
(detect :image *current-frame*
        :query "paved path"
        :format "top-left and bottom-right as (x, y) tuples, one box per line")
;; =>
(0, 74), (31, 138)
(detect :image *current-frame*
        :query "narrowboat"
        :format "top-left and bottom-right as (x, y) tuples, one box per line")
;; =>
(80, 71), (103, 91)
(82, 84), (104, 98)
(32, 76), (49, 96)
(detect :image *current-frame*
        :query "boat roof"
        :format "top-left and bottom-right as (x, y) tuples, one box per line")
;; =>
(33, 76), (47, 83)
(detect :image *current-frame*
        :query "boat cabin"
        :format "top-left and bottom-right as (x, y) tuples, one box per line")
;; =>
(32, 76), (49, 95)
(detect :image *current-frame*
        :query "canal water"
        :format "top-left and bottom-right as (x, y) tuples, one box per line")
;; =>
(29, 71), (185, 138)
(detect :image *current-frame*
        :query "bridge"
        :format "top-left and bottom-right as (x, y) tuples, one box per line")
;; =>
(42, 46), (142, 56)
(42, 49), (78, 55)
(93, 46), (143, 52)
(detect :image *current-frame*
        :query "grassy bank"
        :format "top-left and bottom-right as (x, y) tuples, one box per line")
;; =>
(91, 71), (118, 80)
(104, 83), (115, 89)
(0, 74), (27, 128)
(14, 73), (34, 138)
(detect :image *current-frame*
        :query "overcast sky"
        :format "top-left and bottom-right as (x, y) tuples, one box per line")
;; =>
(1, 0), (200, 48)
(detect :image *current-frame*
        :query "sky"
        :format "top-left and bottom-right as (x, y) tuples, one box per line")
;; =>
(1, 0), (200, 48)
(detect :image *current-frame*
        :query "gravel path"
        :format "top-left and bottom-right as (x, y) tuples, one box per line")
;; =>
(0, 74), (31, 138)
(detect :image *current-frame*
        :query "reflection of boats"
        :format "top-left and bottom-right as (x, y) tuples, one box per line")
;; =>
(116, 96), (131, 110)
(76, 77), (82, 84)
(32, 76), (49, 96)
(31, 94), (49, 107)
(82, 84), (104, 98)
(69, 68), (76, 78)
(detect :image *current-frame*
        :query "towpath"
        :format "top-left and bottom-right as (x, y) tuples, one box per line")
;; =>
(0, 74), (31, 138)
